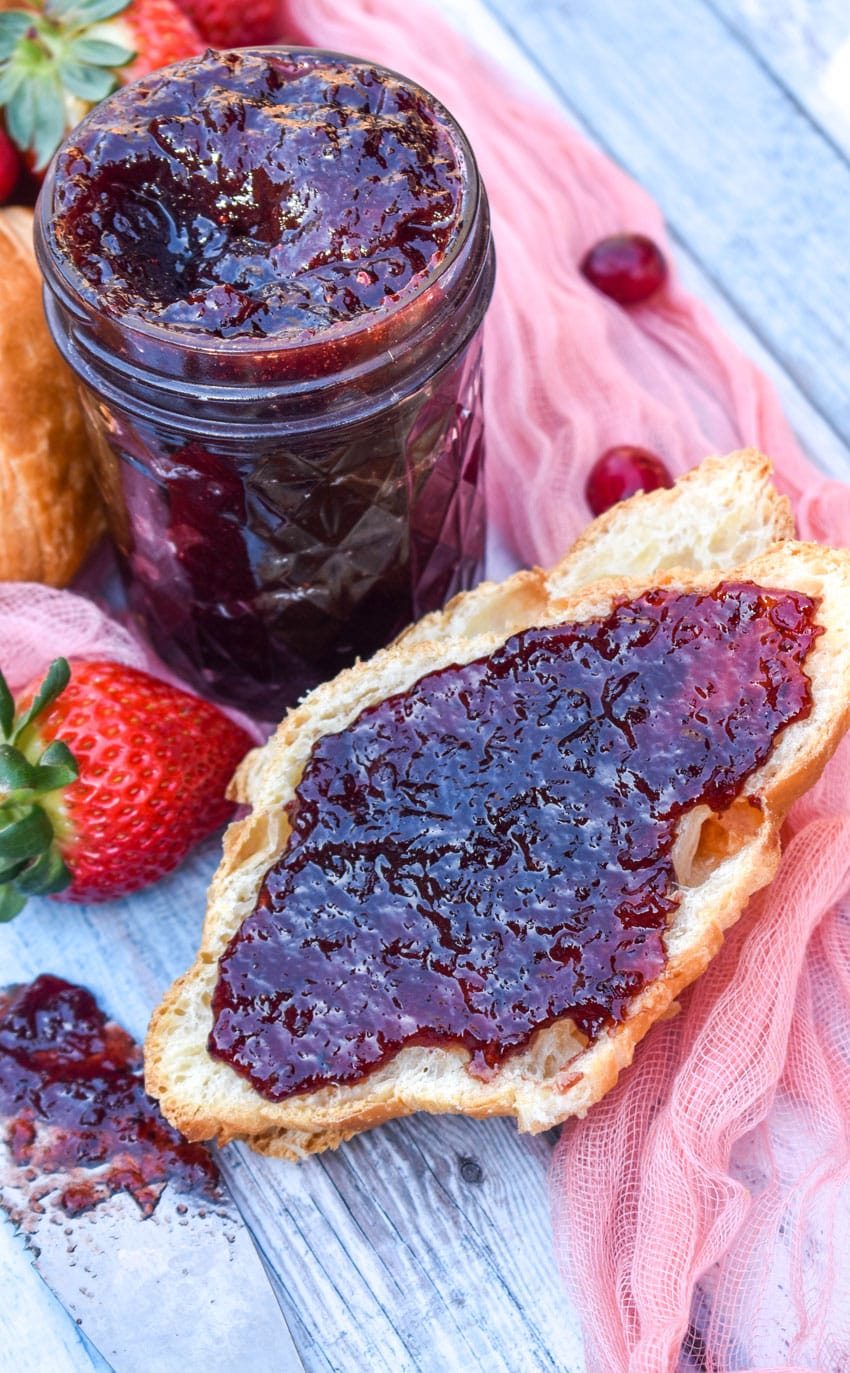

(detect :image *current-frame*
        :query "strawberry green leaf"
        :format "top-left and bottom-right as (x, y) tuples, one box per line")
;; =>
(37, 739), (79, 789)
(32, 74), (70, 168)
(35, 764), (79, 793)
(0, 13), (32, 62)
(46, 0), (110, 19)
(13, 658), (70, 743)
(0, 886), (26, 923)
(15, 846), (71, 896)
(71, 0), (133, 22)
(0, 67), (26, 109)
(0, 855), (28, 884)
(0, 671), (14, 742)
(0, 11), (31, 33)
(5, 74), (36, 151)
(0, 806), (53, 862)
(68, 36), (134, 67)
(45, 0), (91, 17)
(0, 745), (39, 793)
(58, 58), (115, 102)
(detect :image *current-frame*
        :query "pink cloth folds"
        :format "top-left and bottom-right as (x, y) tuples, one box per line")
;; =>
(276, 3), (850, 1369)
(0, 583), (156, 695)
(0, 581), (264, 741)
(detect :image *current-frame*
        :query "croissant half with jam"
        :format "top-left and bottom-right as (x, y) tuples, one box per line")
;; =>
(146, 452), (850, 1160)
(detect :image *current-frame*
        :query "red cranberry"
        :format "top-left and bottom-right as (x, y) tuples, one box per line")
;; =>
(585, 446), (673, 515)
(581, 234), (668, 304)
(0, 128), (20, 205)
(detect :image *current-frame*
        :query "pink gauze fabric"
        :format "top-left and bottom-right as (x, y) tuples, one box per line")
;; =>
(0, 582), (160, 695)
(0, 582), (264, 742)
(268, 4), (849, 1371)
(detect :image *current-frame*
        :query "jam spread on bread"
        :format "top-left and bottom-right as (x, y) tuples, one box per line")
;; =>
(208, 583), (820, 1100)
(52, 49), (463, 340)
(0, 976), (218, 1218)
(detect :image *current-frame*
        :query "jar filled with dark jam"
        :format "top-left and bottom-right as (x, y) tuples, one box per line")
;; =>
(35, 48), (495, 714)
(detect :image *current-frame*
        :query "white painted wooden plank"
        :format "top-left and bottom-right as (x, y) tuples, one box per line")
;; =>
(1, 846), (584, 1371)
(671, 232), (850, 480)
(483, 0), (850, 450)
(222, 1116), (577, 1373)
(0, 1223), (110, 1373)
(709, 0), (850, 155)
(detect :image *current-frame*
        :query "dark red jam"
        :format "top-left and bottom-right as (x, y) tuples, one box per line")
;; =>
(39, 49), (493, 713)
(112, 362), (486, 711)
(53, 49), (464, 340)
(209, 582), (821, 1099)
(0, 976), (218, 1221)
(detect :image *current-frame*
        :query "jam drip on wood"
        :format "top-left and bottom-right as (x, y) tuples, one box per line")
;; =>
(0, 975), (218, 1220)
(53, 49), (464, 339)
(209, 583), (820, 1100)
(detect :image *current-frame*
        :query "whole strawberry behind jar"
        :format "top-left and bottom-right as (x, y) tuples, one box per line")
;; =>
(0, 0), (283, 174)
(0, 0), (203, 171)
(0, 582), (259, 920)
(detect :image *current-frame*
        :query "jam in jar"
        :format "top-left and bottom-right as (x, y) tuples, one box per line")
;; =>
(36, 48), (495, 714)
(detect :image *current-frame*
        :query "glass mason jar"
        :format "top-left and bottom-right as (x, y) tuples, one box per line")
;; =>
(35, 49), (495, 715)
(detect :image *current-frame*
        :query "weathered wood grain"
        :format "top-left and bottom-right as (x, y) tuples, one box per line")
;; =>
(222, 1115), (575, 1373)
(483, 0), (850, 454)
(0, 1222), (110, 1373)
(708, 0), (850, 154)
(2, 842), (585, 1371)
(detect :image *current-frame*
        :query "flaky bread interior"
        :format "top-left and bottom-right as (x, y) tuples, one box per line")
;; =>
(146, 537), (850, 1161)
(397, 447), (793, 650)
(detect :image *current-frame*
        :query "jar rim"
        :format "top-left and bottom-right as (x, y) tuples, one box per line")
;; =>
(36, 45), (483, 362)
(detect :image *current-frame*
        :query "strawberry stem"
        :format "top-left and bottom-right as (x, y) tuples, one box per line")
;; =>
(0, 675), (14, 740)
(12, 657), (70, 742)
(0, 887), (26, 922)
(0, 0), (135, 167)
(0, 657), (77, 916)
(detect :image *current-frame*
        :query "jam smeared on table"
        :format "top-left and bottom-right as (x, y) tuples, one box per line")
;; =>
(0, 976), (218, 1222)
(209, 582), (820, 1099)
(53, 49), (464, 340)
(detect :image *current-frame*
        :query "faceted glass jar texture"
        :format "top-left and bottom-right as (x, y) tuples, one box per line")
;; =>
(36, 48), (495, 714)
(76, 340), (486, 713)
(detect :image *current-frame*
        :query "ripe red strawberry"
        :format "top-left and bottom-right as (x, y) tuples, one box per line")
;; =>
(171, 0), (279, 48)
(0, 127), (21, 203)
(0, 0), (203, 171)
(110, 0), (204, 81)
(0, 657), (252, 918)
